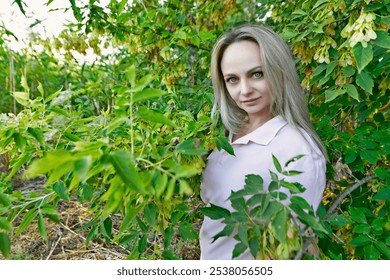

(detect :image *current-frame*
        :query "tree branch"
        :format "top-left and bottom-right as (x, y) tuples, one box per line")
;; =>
(295, 170), (385, 260)
(324, 173), (380, 219)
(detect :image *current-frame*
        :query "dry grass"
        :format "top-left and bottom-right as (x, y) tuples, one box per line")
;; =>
(6, 200), (130, 260)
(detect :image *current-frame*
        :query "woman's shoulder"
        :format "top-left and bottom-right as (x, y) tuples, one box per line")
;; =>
(272, 122), (323, 159)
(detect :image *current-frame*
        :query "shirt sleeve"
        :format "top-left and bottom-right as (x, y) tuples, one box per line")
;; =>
(271, 128), (326, 212)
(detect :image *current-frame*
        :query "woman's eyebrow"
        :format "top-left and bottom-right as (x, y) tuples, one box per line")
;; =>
(223, 65), (263, 77)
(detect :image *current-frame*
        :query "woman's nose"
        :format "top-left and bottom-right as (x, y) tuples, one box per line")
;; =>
(240, 79), (252, 95)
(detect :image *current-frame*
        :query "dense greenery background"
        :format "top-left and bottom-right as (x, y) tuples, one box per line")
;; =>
(0, 0), (389, 259)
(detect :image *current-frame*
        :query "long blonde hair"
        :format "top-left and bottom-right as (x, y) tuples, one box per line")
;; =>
(210, 24), (327, 159)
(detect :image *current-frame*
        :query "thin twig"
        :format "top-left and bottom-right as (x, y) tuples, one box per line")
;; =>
(46, 229), (62, 260)
(11, 192), (55, 210)
(324, 173), (381, 219)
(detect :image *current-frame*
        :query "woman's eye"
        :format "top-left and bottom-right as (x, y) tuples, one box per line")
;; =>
(253, 71), (263, 78)
(226, 77), (237, 83)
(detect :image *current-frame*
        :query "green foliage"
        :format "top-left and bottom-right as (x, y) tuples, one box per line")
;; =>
(0, 0), (389, 259)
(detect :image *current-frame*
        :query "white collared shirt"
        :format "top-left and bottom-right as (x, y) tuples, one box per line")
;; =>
(199, 116), (326, 260)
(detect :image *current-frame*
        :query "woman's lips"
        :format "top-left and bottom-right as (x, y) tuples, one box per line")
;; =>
(242, 96), (261, 103)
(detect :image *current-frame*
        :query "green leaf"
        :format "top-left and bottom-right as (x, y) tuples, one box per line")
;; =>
(280, 181), (305, 194)
(0, 217), (12, 232)
(232, 242), (247, 259)
(27, 127), (45, 146)
(13, 132), (26, 151)
(137, 107), (176, 127)
(132, 88), (168, 103)
(20, 75), (30, 92)
(200, 204), (231, 220)
(325, 89), (346, 102)
(15, 209), (38, 236)
(40, 205), (59, 218)
(0, 233), (11, 258)
(12, 91), (30, 106)
(374, 168), (389, 179)
(0, 193), (12, 207)
(349, 207), (367, 224)
(170, 165), (200, 178)
(343, 66), (356, 77)
(282, 170), (303, 176)
(212, 224), (234, 242)
(374, 241), (390, 259)
(374, 31), (390, 48)
(38, 212), (48, 244)
(164, 227), (174, 248)
(14, 0), (26, 15)
(284, 154), (305, 167)
(132, 74), (156, 92)
(249, 237), (259, 258)
(230, 196), (246, 212)
(313, 63), (328, 77)
(37, 81), (44, 97)
(261, 201), (283, 221)
(85, 226), (98, 246)
(360, 150), (377, 164)
(356, 70), (373, 94)
(353, 224), (371, 234)
(244, 174), (264, 193)
(53, 181), (70, 201)
(138, 235), (147, 253)
(144, 203), (157, 227)
(344, 84), (360, 101)
(325, 61), (338, 77)
(372, 188), (390, 202)
(175, 139), (208, 155)
(364, 244), (380, 260)
(237, 223), (248, 246)
(101, 217), (112, 241)
(313, 0), (329, 9)
(272, 209), (287, 243)
(110, 151), (144, 193)
(101, 176), (125, 217)
(178, 222), (198, 241)
(272, 154), (282, 173)
(353, 42), (373, 73)
(290, 196), (312, 211)
(74, 156), (92, 181)
(345, 149), (358, 164)
(119, 204), (143, 231)
(25, 150), (74, 178)
(326, 214), (351, 227)
(164, 178), (176, 202)
(179, 179), (192, 195)
(215, 136), (234, 155)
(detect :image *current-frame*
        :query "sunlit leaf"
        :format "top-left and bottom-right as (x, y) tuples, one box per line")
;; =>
(132, 88), (168, 103)
(15, 209), (38, 236)
(110, 151), (144, 193)
(353, 43), (373, 73)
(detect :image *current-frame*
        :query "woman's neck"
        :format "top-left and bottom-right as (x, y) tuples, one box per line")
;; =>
(233, 114), (274, 142)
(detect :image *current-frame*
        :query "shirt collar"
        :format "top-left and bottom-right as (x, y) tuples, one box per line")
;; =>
(231, 115), (287, 145)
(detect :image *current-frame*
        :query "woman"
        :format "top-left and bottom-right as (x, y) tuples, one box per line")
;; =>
(200, 24), (327, 260)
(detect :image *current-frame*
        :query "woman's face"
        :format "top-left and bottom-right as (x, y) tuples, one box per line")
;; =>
(221, 40), (272, 123)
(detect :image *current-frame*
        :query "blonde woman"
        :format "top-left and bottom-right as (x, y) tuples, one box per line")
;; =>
(200, 24), (327, 260)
